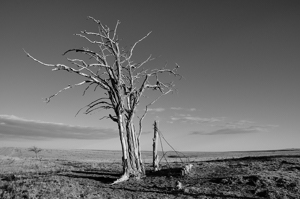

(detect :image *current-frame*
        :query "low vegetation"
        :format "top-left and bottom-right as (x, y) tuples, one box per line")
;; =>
(1, 147), (300, 198)
(28, 146), (42, 159)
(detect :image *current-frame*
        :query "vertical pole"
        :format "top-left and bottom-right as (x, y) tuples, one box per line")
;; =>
(153, 120), (159, 171)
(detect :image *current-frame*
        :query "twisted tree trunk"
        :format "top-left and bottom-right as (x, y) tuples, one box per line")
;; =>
(113, 114), (144, 184)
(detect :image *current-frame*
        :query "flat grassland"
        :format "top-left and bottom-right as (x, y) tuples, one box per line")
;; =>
(1, 147), (300, 198)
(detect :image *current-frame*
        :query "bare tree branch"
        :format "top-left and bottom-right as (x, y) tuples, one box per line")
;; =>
(75, 97), (108, 117)
(67, 58), (98, 77)
(87, 16), (108, 34)
(82, 82), (96, 96)
(109, 114), (118, 122)
(45, 80), (92, 103)
(127, 31), (152, 60)
(137, 89), (173, 139)
(112, 20), (120, 40)
(24, 49), (110, 91)
(99, 116), (110, 121)
(63, 48), (105, 64)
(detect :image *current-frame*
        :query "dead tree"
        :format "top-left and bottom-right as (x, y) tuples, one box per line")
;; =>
(24, 16), (180, 183)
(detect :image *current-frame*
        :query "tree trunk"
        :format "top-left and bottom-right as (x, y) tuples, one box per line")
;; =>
(113, 114), (144, 184)
(125, 119), (144, 178)
(117, 114), (130, 179)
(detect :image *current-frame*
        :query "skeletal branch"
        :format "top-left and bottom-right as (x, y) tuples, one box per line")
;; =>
(23, 49), (110, 102)
(24, 17), (181, 125)
(44, 80), (92, 103)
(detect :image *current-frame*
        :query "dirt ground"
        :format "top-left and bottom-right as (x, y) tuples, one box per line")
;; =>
(1, 148), (300, 199)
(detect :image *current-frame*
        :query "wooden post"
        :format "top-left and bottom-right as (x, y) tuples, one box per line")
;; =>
(153, 120), (159, 171)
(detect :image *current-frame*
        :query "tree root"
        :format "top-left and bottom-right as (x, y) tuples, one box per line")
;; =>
(111, 174), (129, 185)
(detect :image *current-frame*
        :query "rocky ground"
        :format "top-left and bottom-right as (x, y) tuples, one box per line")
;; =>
(0, 148), (300, 198)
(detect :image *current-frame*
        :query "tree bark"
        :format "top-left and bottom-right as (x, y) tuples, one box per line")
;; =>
(114, 114), (130, 182)
(125, 119), (144, 178)
(113, 113), (144, 184)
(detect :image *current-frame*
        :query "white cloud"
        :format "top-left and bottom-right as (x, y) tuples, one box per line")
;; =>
(245, 125), (278, 132)
(190, 128), (257, 135)
(191, 124), (278, 136)
(0, 115), (65, 125)
(171, 117), (179, 121)
(211, 127), (260, 135)
(170, 107), (197, 111)
(185, 116), (223, 122)
(178, 113), (191, 117)
(0, 115), (25, 121)
(171, 116), (224, 124)
(148, 108), (165, 112)
(223, 120), (255, 128)
(190, 131), (205, 135)
(0, 115), (118, 140)
(170, 107), (183, 110)
(214, 120), (279, 130)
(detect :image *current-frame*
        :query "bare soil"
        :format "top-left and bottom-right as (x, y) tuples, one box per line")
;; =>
(1, 147), (300, 198)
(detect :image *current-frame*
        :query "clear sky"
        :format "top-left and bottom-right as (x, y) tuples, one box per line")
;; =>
(1, 0), (300, 152)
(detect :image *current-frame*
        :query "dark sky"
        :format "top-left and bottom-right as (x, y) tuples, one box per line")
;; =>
(0, 0), (300, 151)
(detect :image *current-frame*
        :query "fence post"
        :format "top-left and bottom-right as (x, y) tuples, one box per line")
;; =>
(153, 120), (160, 171)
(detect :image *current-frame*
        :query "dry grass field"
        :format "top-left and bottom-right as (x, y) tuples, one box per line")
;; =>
(1, 147), (300, 198)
